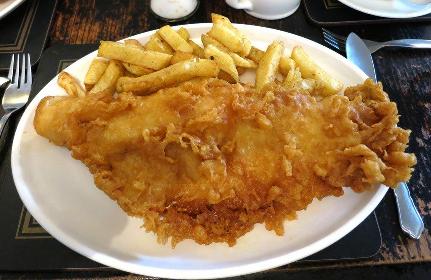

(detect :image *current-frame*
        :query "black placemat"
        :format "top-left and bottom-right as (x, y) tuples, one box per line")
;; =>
(0, 44), (382, 271)
(0, 0), (57, 72)
(303, 0), (431, 26)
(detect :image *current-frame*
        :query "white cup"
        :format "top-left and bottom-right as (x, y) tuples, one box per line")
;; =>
(225, 0), (300, 20)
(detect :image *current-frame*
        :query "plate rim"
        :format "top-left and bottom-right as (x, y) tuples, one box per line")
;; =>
(338, 0), (431, 18)
(0, 0), (25, 20)
(11, 23), (389, 279)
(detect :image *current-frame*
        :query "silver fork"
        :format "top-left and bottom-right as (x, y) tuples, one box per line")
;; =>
(322, 28), (431, 53)
(0, 54), (32, 139)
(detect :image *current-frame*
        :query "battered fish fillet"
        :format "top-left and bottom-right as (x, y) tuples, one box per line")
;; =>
(34, 78), (416, 246)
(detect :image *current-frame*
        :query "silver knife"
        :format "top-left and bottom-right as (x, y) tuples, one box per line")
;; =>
(346, 33), (424, 239)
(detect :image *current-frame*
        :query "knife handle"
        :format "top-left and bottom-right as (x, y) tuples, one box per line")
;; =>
(393, 182), (424, 239)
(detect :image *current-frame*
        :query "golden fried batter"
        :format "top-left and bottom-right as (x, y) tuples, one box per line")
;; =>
(34, 78), (416, 246)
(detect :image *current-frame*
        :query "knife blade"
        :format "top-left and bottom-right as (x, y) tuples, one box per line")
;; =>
(345, 32), (424, 240)
(346, 33), (377, 81)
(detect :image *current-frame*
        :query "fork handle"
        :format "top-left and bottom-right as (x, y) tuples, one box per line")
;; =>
(0, 111), (13, 140)
(393, 182), (424, 239)
(381, 39), (431, 49)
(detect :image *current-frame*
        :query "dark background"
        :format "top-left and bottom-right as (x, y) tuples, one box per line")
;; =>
(1, 0), (431, 279)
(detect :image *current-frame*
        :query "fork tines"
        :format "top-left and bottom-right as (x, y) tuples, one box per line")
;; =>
(322, 28), (346, 52)
(8, 53), (32, 88)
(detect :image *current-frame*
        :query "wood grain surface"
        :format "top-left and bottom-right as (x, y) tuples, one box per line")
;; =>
(8, 0), (431, 278)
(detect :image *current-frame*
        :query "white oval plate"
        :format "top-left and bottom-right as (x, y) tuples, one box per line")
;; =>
(12, 24), (388, 279)
(338, 0), (431, 18)
(0, 0), (25, 20)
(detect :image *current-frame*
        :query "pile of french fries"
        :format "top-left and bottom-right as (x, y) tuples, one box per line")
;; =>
(58, 13), (342, 97)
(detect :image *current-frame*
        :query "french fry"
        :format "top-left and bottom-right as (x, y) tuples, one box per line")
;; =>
(89, 14), (343, 98)
(84, 59), (109, 90)
(284, 74), (316, 93)
(248, 46), (294, 75)
(189, 40), (205, 58)
(204, 44), (238, 82)
(98, 41), (172, 70)
(291, 46), (342, 96)
(170, 51), (196, 65)
(201, 34), (229, 52)
(230, 53), (257, 68)
(123, 71), (138, 78)
(218, 70), (236, 83)
(211, 13), (230, 24)
(122, 40), (155, 76)
(177, 27), (190, 41)
(158, 25), (193, 53)
(207, 15), (251, 56)
(89, 60), (124, 95)
(279, 57), (295, 76)
(202, 34), (256, 69)
(248, 46), (264, 63)
(58, 71), (86, 97)
(255, 41), (284, 91)
(117, 59), (219, 95)
(145, 27), (190, 54)
(123, 62), (154, 76)
(283, 67), (303, 89)
(124, 39), (145, 49)
(144, 33), (174, 54)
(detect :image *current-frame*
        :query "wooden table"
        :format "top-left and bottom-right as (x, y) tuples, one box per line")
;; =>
(4, 0), (431, 278)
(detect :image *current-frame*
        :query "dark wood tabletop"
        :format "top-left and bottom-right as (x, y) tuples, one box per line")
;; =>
(3, 0), (431, 279)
